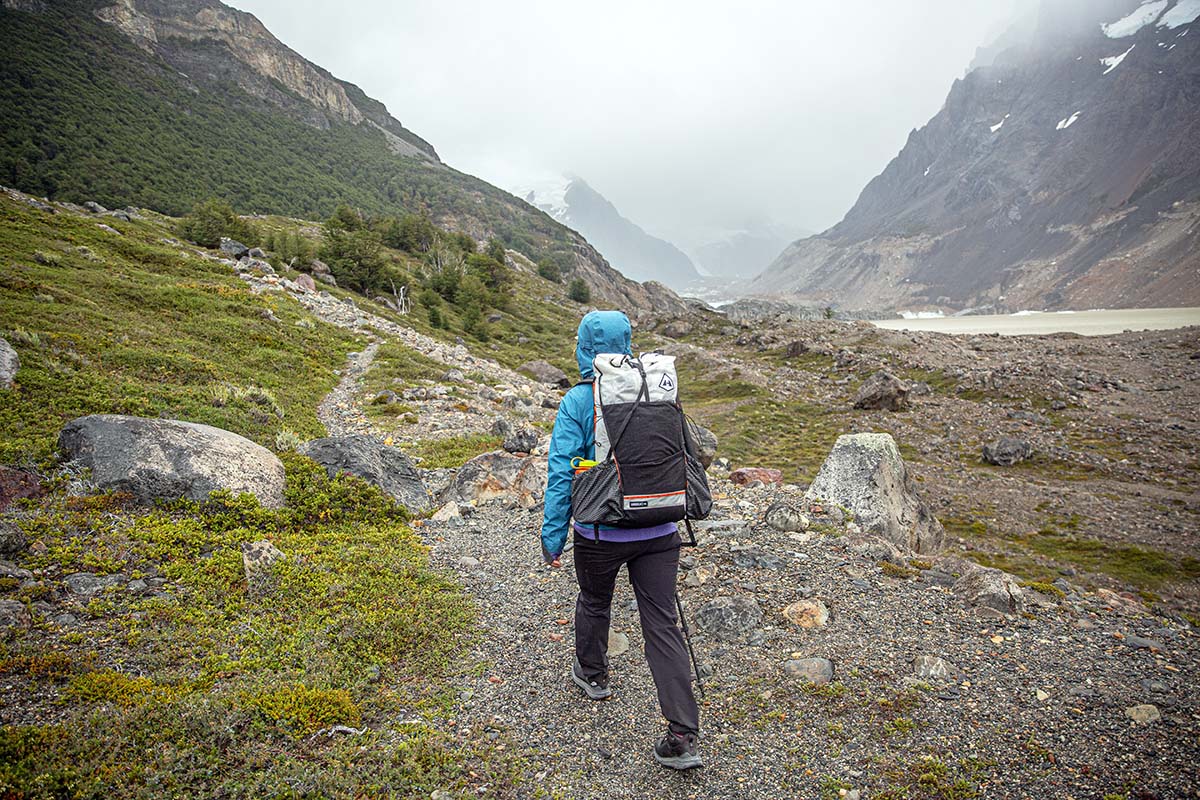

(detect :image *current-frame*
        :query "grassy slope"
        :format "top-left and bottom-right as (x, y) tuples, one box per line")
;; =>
(0, 2), (574, 264)
(0, 197), (526, 797)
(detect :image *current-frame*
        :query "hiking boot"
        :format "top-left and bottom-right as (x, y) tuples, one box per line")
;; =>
(654, 729), (703, 770)
(570, 658), (611, 700)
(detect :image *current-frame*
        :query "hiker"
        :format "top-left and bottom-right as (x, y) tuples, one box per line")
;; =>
(540, 309), (703, 770)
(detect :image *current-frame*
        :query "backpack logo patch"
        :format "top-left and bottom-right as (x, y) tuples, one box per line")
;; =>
(658, 373), (675, 392)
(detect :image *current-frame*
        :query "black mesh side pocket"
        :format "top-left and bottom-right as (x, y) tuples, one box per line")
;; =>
(571, 460), (623, 526)
(685, 453), (713, 520)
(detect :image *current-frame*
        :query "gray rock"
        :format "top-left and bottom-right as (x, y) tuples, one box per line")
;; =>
(242, 540), (286, 594)
(502, 427), (540, 454)
(1125, 635), (1166, 652)
(490, 417), (514, 439)
(852, 371), (910, 411)
(607, 630), (630, 657)
(1125, 704), (1161, 724)
(298, 435), (429, 512)
(764, 502), (808, 533)
(952, 566), (1026, 614)
(1007, 410), (1051, 426)
(517, 360), (570, 389)
(442, 369), (466, 383)
(248, 247), (266, 259)
(732, 548), (785, 570)
(912, 654), (961, 683)
(0, 337), (17, 389)
(310, 259), (330, 275)
(445, 451), (547, 508)
(64, 572), (125, 596)
(0, 521), (27, 556)
(431, 501), (462, 524)
(695, 596), (763, 642)
(685, 420), (718, 469)
(316, 272), (338, 287)
(126, 579), (148, 593)
(782, 657), (834, 685)
(58, 415), (286, 508)
(0, 599), (30, 630)
(782, 599), (829, 628)
(219, 238), (250, 259)
(96, 223), (122, 236)
(805, 433), (944, 554)
(294, 273), (317, 292)
(372, 390), (399, 406)
(982, 437), (1033, 466)
(82, 201), (107, 214)
(0, 560), (32, 580)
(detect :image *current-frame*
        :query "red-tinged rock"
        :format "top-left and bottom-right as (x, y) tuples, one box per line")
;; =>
(729, 467), (783, 486)
(0, 466), (43, 512)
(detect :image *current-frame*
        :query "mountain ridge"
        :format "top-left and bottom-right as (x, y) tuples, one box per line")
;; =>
(752, 0), (1200, 312)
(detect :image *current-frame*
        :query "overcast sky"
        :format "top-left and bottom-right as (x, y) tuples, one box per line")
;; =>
(231, 0), (1029, 250)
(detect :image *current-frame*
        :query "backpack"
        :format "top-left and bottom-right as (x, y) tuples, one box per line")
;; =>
(571, 352), (712, 535)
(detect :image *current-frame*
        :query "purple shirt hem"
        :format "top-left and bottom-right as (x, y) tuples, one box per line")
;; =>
(572, 521), (678, 542)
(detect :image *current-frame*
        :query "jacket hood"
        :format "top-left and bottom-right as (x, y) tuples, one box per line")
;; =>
(575, 310), (632, 379)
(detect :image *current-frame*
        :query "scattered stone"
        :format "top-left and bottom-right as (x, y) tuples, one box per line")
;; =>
(298, 435), (430, 512)
(457, 555), (480, 569)
(764, 502), (808, 533)
(782, 599), (829, 628)
(219, 238), (250, 259)
(82, 201), (107, 214)
(782, 657), (834, 685)
(248, 247), (266, 259)
(730, 467), (783, 486)
(1125, 704), (1161, 724)
(442, 369), (465, 383)
(686, 421), (718, 468)
(912, 654), (960, 683)
(852, 370), (910, 411)
(242, 540), (286, 593)
(982, 437), (1033, 466)
(316, 272), (338, 287)
(695, 596), (762, 642)
(683, 565), (718, 587)
(294, 273), (317, 292)
(607, 630), (630, 657)
(0, 337), (18, 389)
(805, 433), (944, 554)
(661, 319), (693, 339)
(372, 390), (400, 405)
(490, 417), (513, 438)
(445, 451), (547, 508)
(58, 414), (286, 508)
(431, 501), (463, 524)
(517, 360), (570, 389)
(952, 566), (1025, 614)
(1125, 635), (1166, 652)
(96, 223), (122, 236)
(502, 427), (540, 454)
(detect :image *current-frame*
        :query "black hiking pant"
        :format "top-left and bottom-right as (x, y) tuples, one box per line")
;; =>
(573, 529), (700, 735)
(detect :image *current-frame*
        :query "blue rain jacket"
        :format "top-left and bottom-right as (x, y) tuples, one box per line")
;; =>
(540, 310), (633, 562)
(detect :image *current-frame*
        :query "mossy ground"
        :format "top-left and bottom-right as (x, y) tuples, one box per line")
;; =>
(0, 457), (524, 797)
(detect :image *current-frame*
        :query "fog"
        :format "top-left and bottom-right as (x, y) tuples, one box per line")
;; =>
(231, 0), (1032, 251)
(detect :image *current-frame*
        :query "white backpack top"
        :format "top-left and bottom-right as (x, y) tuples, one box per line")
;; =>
(592, 352), (678, 461)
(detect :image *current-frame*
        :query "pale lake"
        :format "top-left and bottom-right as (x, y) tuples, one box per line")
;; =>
(870, 307), (1200, 337)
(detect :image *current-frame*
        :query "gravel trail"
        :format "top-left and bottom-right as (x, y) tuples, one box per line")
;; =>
(317, 340), (380, 437)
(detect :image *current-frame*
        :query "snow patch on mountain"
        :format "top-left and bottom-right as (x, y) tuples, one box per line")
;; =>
(1102, 0), (1168, 38)
(990, 114), (1010, 133)
(1056, 111), (1082, 130)
(1101, 44), (1136, 74)
(519, 177), (572, 221)
(1159, 0), (1200, 28)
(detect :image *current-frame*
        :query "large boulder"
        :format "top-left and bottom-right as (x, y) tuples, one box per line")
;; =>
(982, 437), (1033, 466)
(804, 433), (944, 554)
(219, 238), (250, 259)
(58, 415), (285, 508)
(0, 337), (17, 389)
(517, 360), (570, 389)
(852, 371), (910, 411)
(298, 435), (429, 512)
(445, 451), (547, 508)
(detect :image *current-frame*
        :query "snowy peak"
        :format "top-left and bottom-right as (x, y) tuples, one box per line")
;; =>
(516, 176), (701, 290)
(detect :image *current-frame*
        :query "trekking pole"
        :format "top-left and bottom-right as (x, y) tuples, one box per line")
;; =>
(674, 589), (705, 698)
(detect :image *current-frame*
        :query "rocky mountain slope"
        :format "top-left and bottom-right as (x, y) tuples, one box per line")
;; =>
(752, 0), (1200, 313)
(522, 177), (701, 291)
(0, 0), (682, 314)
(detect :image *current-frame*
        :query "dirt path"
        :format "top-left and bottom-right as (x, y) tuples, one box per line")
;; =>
(316, 340), (380, 437)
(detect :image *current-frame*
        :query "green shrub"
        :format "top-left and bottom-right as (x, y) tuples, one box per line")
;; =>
(537, 259), (561, 283)
(177, 198), (259, 248)
(319, 227), (387, 293)
(567, 277), (590, 304)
